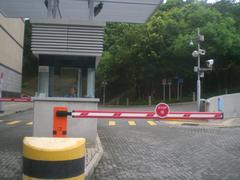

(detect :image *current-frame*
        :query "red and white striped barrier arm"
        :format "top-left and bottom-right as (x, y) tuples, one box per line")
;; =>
(0, 98), (32, 102)
(55, 103), (223, 120)
(71, 110), (223, 120)
(53, 103), (223, 137)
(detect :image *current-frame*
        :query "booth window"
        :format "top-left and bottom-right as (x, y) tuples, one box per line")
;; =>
(49, 67), (82, 97)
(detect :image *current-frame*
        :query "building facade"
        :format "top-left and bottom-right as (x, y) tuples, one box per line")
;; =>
(0, 13), (24, 97)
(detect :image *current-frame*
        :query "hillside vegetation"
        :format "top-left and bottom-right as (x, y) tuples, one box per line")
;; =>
(96, 0), (240, 104)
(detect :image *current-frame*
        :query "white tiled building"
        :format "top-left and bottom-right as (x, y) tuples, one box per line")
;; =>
(0, 13), (24, 97)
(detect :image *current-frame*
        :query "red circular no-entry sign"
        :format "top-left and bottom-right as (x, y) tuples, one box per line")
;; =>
(155, 103), (170, 118)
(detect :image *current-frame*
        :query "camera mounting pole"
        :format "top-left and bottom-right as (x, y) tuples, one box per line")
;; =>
(196, 27), (202, 111)
(191, 28), (214, 111)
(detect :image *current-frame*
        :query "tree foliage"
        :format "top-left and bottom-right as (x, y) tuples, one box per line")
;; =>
(96, 0), (240, 102)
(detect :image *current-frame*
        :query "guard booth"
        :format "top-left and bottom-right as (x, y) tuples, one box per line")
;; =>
(0, 0), (163, 147)
(31, 20), (104, 146)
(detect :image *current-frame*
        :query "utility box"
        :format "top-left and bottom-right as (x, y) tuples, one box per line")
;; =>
(200, 99), (209, 112)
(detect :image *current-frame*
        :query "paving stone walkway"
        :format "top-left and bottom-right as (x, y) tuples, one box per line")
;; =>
(92, 120), (240, 180)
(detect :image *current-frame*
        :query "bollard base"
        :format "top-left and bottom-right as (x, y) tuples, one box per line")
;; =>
(23, 174), (85, 180)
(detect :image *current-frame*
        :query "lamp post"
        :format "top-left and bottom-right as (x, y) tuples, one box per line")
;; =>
(191, 28), (214, 111)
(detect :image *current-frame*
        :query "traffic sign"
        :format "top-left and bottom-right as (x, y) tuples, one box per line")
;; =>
(155, 103), (170, 118)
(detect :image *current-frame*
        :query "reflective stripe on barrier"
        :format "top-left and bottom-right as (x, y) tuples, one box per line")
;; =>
(23, 137), (85, 180)
(70, 110), (223, 120)
(0, 97), (32, 102)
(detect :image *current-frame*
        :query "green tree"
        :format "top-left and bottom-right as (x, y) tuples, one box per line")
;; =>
(94, 1), (240, 102)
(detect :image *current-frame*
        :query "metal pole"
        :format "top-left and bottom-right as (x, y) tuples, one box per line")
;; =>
(168, 84), (171, 100)
(193, 92), (196, 102)
(52, 0), (58, 18)
(180, 84), (183, 100)
(163, 85), (165, 101)
(47, 0), (53, 18)
(88, 0), (94, 20)
(103, 85), (106, 105)
(197, 27), (201, 111)
(148, 96), (152, 106)
(177, 82), (179, 101)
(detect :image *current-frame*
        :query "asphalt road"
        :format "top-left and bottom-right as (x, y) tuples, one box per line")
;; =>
(0, 110), (33, 180)
(0, 106), (240, 180)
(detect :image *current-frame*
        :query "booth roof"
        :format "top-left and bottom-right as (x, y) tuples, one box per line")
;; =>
(0, 0), (162, 23)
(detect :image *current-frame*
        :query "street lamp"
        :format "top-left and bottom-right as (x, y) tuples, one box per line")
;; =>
(101, 80), (108, 105)
(190, 28), (214, 111)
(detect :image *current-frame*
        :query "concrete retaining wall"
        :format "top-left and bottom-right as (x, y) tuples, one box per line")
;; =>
(0, 64), (21, 94)
(207, 93), (240, 118)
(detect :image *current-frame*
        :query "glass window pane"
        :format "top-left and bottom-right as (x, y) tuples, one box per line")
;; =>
(51, 67), (79, 97)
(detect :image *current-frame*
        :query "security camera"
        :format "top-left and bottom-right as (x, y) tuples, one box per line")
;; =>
(199, 49), (206, 55)
(206, 59), (214, 68)
(192, 50), (199, 58)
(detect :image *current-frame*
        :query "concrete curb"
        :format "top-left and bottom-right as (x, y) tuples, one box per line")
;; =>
(159, 118), (240, 128)
(85, 135), (103, 179)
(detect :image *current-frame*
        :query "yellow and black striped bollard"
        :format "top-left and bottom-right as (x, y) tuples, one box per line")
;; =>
(23, 137), (85, 180)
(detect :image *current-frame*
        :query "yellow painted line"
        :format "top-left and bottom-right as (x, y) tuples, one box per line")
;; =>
(109, 121), (116, 126)
(128, 121), (136, 126)
(163, 121), (183, 125)
(7, 120), (21, 125)
(26, 122), (33, 126)
(147, 121), (157, 126)
(163, 119), (208, 126)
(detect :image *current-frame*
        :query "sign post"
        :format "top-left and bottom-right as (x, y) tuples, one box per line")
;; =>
(162, 78), (166, 101)
(168, 79), (172, 101)
(177, 78), (184, 101)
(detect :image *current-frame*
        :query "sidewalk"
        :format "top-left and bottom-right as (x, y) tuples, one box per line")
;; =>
(0, 102), (33, 117)
(159, 117), (240, 128)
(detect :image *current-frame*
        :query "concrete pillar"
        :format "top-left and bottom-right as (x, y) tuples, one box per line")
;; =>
(38, 66), (49, 97)
(87, 68), (95, 98)
(77, 69), (82, 97)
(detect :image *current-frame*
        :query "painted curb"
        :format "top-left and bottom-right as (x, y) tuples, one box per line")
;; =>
(85, 135), (103, 179)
